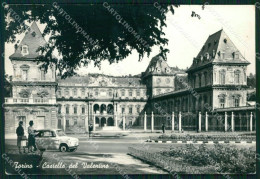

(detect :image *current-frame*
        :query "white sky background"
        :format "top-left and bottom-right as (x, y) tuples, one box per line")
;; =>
(5, 5), (255, 76)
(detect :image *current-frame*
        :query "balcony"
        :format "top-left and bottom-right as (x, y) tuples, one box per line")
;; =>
(4, 97), (56, 104)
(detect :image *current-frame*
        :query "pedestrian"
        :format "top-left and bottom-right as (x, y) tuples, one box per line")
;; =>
(16, 121), (26, 154)
(28, 120), (37, 152)
(162, 123), (165, 134)
(89, 124), (93, 138)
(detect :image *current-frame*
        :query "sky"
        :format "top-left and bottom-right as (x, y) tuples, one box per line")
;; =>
(5, 5), (255, 76)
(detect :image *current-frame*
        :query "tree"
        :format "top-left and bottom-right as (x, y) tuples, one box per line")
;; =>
(247, 73), (256, 89)
(3, 3), (181, 78)
(4, 74), (12, 97)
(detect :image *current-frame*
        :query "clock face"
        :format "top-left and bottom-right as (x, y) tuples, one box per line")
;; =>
(156, 78), (161, 84)
(166, 78), (170, 83)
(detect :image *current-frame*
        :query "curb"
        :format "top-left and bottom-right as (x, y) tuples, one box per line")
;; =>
(146, 140), (256, 144)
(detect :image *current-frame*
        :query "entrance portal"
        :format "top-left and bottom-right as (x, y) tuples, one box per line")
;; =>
(107, 117), (114, 126)
(101, 117), (106, 127)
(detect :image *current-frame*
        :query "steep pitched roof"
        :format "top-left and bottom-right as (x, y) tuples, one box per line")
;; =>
(10, 22), (47, 60)
(187, 29), (250, 72)
(142, 55), (173, 77)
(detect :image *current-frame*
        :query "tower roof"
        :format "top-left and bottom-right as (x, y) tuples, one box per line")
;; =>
(187, 29), (250, 72)
(10, 22), (47, 60)
(142, 55), (173, 77)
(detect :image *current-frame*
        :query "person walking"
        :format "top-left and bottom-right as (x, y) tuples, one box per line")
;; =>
(88, 124), (93, 138)
(162, 123), (165, 134)
(28, 121), (37, 152)
(16, 121), (26, 154)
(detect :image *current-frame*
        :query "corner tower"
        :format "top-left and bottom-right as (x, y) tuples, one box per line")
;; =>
(5, 22), (58, 134)
(141, 55), (175, 98)
(187, 29), (250, 112)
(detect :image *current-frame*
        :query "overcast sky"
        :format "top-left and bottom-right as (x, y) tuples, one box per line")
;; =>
(5, 5), (255, 76)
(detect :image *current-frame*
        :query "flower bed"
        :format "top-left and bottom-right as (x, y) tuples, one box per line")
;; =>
(128, 144), (256, 174)
(159, 144), (256, 174)
(128, 147), (215, 174)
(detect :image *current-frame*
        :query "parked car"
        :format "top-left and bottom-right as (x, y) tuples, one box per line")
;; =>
(91, 126), (130, 137)
(35, 129), (79, 152)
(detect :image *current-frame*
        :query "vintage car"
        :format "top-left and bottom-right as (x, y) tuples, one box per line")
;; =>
(35, 129), (79, 152)
(91, 126), (130, 137)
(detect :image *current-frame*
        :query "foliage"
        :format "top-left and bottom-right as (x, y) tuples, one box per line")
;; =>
(3, 3), (181, 78)
(4, 74), (12, 97)
(247, 73), (256, 89)
(159, 144), (256, 173)
(156, 133), (256, 141)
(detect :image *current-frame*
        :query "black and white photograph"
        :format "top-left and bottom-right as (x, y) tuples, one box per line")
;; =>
(1, 1), (259, 177)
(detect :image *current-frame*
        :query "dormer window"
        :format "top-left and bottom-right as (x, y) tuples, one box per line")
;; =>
(212, 50), (216, 57)
(233, 52), (239, 59)
(205, 53), (210, 60)
(21, 45), (29, 56)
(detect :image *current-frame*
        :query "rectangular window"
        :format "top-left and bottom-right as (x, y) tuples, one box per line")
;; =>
(129, 107), (132, 114)
(58, 105), (61, 114)
(82, 107), (85, 114)
(74, 107), (77, 114)
(136, 91), (140, 96)
(129, 91), (132, 96)
(22, 70), (28, 80)
(235, 74), (240, 84)
(219, 98), (225, 108)
(234, 99), (240, 107)
(74, 118), (77, 125)
(40, 70), (45, 80)
(81, 90), (85, 96)
(65, 90), (69, 96)
(95, 91), (98, 96)
(73, 89), (77, 96)
(122, 108), (125, 114)
(122, 91), (125, 96)
(58, 91), (61, 96)
(109, 91), (112, 97)
(66, 107), (69, 114)
(137, 107), (140, 113)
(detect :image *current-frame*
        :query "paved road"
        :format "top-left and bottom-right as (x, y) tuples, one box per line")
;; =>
(5, 135), (255, 175)
(5, 136), (255, 154)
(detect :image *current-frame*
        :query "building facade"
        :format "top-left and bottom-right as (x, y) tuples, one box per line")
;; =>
(4, 23), (254, 134)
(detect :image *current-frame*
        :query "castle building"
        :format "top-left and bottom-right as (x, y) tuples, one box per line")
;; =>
(4, 23), (255, 135)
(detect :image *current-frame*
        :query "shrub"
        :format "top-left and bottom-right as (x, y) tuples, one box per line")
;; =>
(160, 144), (256, 174)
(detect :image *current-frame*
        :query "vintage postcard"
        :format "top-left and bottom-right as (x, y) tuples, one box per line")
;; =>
(1, 1), (258, 177)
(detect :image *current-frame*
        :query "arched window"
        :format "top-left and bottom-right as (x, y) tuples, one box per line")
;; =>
(219, 70), (226, 84)
(234, 70), (241, 84)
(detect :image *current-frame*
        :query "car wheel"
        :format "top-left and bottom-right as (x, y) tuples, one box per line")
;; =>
(59, 144), (68, 152)
(69, 148), (77, 152)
